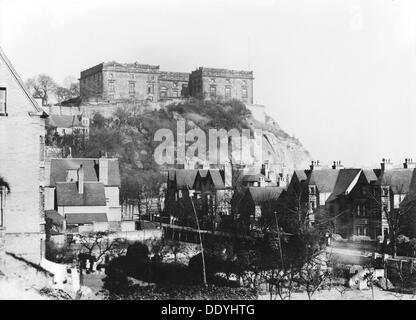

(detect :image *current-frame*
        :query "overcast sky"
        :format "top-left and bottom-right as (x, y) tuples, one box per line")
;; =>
(1, 0), (416, 168)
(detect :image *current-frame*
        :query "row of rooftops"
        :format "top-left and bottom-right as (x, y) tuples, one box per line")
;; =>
(80, 61), (253, 80)
(292, 159), (416, 204)
(49, 158), (121, 208)
(167, 157), (416, 207)
(168, 168), (228, 190)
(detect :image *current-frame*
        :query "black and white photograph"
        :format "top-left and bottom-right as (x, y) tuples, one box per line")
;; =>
(1, 0), (416, 305)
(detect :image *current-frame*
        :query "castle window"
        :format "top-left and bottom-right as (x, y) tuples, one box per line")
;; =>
(129, 82), (135, 94)
(242, 87), (248, 98)
(108, 80), (115, 92)
(210, 85), (216, 97)
(0, 88), (6, 115)
(148, 84), (154, 94)
(225, 86), (231, 98)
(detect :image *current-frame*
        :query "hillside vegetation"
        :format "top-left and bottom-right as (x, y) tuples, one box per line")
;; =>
(48, 99), (311, 199)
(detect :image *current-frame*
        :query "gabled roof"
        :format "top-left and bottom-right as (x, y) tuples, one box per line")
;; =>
(378, 168), (416, 194)
(242, 174), (266, 182)
(56, 182), (106, 206)
(48, 114), (83, 128)
(246, 187), (285, 204)
(327, 169), (361, 202)
(208, 169), (225, 189)
(363, 169), (378, 183)
(66, 213), (108, 225)
(0, 46), (47, 117)
(50, 158), (121, 187)
(308, 169), (340, 193)
(293, 170), (308, 182)
(50, 159), (98, 185)
(45, 210), (64, 225)
(174, 169), (198, 189)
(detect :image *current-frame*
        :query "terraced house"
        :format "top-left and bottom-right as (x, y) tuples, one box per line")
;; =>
(0, 47), (48, 263)
(286, 159), (416, 241)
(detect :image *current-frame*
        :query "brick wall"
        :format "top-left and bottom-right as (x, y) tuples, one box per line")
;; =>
(0, 54), (45, 263)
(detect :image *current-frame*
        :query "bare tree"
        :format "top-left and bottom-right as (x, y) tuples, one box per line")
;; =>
(77, 231), (127, 269)
(26, 74), (57, 106)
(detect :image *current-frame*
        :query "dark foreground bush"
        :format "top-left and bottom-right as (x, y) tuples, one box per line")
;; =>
(104, 284), (258, 300)
(103, 255), (194, 293)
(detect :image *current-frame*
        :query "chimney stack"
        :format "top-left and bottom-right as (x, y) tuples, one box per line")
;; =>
(403, 158), (416, 169)
(99, 157), (109, 185)
(310, 160), (321, 171)
(381, 158), (394, 171)
(332, 160), (344, 169)
(77, 164), (84, 194)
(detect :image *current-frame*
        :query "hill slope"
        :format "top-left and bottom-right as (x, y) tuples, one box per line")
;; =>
(62, 99), (311, 197)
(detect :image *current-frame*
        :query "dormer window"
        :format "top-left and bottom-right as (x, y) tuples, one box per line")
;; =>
(309, 186), (316, 195)
(0, 88), (6, 115)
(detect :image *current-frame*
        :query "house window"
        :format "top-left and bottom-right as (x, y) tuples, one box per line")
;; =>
(0, 186), (6, 227)
(310, 201), (316, 211)
(242, 87), (248, 99)
(210, 85), (216, 97)
(382, 187), (389, 196)
(225, 86), (231, 98)
(109, 73), (114, 79)
(210, 78), (216, 83)
(0, 88), (6, 115)
(356, 205), (361, 217)
(160, 91), (167, 98)
(173, 90), (179, 97)
(130, 73), (135, 80)
(173, 82), (178, 88)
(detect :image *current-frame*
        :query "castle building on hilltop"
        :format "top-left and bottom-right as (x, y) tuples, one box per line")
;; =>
(79, 62), (253, 104)
(80, 61), (161, 102)
(188, 67), (254, 104)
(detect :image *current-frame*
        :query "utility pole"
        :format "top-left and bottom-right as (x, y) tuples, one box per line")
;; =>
(187, 185), (207, 287)
(274, 211), (284, 269)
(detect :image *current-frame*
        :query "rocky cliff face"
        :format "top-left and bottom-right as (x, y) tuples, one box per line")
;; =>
(152, 100), (312, 174)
